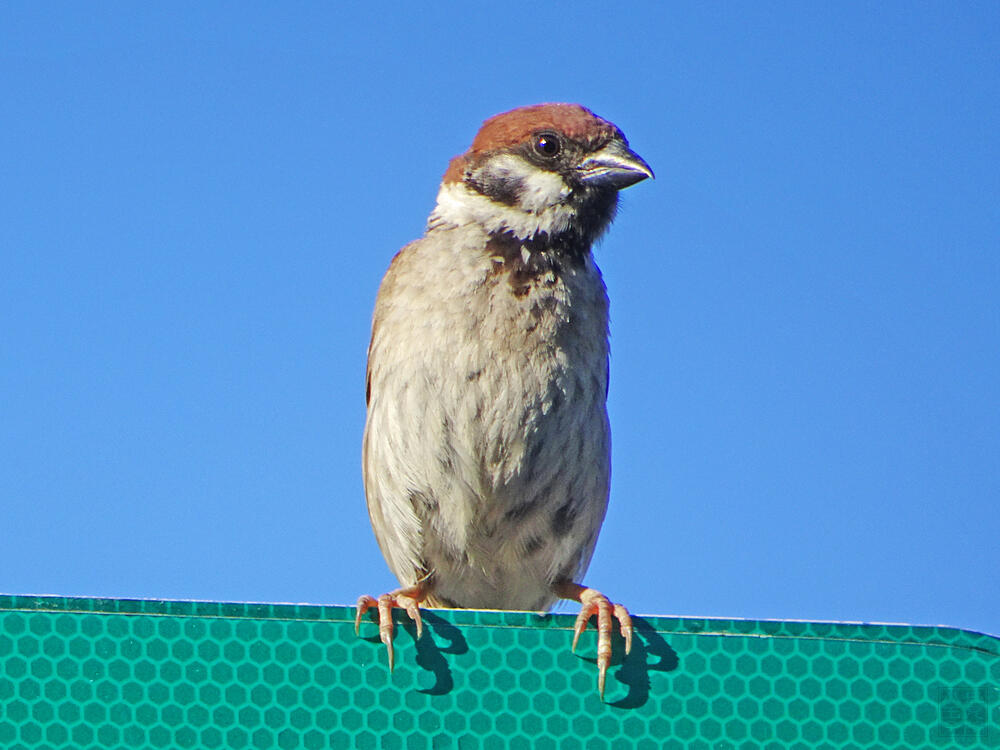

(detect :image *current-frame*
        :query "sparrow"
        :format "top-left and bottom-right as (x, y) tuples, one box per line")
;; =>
(356, 103), (652, 697)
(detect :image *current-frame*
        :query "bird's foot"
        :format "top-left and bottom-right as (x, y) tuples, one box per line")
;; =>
(354, 583), (428, 671)
(553, 581), (633, 700)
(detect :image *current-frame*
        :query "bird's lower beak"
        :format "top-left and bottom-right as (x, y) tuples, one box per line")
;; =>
(578, 141), (654, 190)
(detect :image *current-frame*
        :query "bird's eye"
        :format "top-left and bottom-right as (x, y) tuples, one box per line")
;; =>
(534, 132), (561, 158)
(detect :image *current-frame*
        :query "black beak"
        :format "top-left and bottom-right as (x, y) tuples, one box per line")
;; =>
(578, 140), (654, 190)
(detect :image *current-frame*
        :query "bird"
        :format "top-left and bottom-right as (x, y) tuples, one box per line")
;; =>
(356, 103), (652, 697)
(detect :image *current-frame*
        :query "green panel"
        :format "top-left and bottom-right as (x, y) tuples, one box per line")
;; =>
(1, 595), (998, 748)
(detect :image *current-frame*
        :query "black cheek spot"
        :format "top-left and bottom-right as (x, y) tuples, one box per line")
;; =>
(468, 173), (525, 206)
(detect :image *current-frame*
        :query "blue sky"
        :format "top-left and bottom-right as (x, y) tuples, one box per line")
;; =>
(2, 3), (998, 638)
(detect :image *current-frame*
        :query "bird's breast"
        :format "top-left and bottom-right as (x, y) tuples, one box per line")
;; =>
(364, 231), (612, 608)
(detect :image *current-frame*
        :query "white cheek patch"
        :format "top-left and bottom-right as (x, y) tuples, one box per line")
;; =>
(430, 164), (576, 241)
(486, 154), (570, 213)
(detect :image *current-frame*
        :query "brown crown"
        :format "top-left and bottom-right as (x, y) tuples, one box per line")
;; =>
(442, 103), (624, 184)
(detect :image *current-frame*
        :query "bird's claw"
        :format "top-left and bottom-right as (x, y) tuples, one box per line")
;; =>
(570, 588), (633, 700)
(355, 589), (425, 671)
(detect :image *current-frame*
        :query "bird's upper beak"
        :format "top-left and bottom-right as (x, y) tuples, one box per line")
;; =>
(578, 140), (654, 190)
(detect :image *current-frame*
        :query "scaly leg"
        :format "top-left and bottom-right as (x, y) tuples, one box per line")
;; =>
(355, 580), (429, 671)
(553, 581), (633, 699)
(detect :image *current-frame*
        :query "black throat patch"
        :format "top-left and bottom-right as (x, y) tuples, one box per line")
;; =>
(485, 231), (589, 298)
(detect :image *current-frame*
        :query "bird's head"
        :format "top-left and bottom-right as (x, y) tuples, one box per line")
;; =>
(429, 103), (652, 248)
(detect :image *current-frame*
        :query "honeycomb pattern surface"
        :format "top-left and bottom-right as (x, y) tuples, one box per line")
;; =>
(1, 595), (997, 748)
